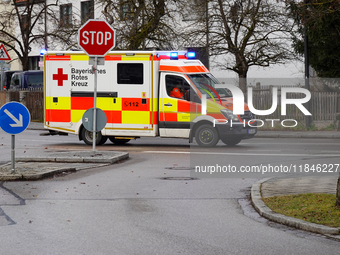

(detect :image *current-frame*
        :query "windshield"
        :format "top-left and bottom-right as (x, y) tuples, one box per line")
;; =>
(187, 73), (231, 99)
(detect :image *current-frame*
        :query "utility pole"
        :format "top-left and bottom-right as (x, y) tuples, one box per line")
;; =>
(44, 0), (48, 51)
(304, 0), (311, 129)
(205, 0), (209, 70)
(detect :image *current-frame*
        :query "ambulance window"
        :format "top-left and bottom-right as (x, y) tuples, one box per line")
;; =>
(117, 63), (143, 84)
(166, 75), (190, 101)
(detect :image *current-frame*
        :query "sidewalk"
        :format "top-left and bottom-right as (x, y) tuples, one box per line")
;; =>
(256, 130), (340, 139)
(251, 176), (340, 238)
(0, 151), (129, 181)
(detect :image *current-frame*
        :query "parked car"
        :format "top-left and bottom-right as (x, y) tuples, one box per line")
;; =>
(1, 70), (21, 91)
(9, 70), (43, 91)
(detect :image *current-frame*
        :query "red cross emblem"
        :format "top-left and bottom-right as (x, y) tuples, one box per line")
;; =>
(53, 68), (68, 86)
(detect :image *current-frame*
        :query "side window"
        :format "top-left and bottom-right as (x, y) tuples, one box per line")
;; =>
(166, 75), (190, 100)
(117, 63), (143, 84)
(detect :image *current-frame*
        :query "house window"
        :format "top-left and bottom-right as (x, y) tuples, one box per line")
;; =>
(28, 56), (40, 70)
(60, 4), (72, 27)
(120, 0), (134, 20)
(81, 0), (94, 24)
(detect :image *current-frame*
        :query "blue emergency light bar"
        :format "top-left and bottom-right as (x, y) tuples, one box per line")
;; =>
(170, 52), (179, 60)
(187, 52), (196, 59)
(40, 49), (47, 56)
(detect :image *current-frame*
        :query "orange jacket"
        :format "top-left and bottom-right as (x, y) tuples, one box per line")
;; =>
(170, 88), (184, 99)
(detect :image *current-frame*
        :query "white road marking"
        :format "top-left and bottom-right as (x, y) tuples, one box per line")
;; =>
(142, 151), (340, 157)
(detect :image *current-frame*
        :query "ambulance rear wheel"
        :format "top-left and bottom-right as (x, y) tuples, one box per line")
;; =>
(195, 124), (219, 147)
(109, 137), (130, 145)
(81, 128), (104, 145)
(98, 136), (108, 145)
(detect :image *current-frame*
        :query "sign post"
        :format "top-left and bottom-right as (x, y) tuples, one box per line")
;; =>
(0, 102), (30, 173)
(0, 44), (11, 91)
(0, 44), (11, 61)
(78, 20), (115, 152)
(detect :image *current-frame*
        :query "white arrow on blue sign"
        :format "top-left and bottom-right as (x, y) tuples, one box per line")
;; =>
(0, 102), (30, 134)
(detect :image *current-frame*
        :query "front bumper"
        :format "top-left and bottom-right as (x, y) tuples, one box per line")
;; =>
(215, 122), (257, 140)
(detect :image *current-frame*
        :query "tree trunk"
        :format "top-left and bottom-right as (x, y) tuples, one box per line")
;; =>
(236, 56), (248, 94)
(238, 70), (248, 95)
(21, 55), (29, 71)
(336, 173), (340, 207)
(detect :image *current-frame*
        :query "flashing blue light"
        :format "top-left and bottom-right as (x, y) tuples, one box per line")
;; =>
(187, 52), (195, 59)
(170, 52), (178, 60)
(40, 49), (47, 56)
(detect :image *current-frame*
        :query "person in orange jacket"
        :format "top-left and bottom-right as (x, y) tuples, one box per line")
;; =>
(170, 83), (185, 99)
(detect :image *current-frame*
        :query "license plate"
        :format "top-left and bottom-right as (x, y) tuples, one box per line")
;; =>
(248, 129), (256, 134)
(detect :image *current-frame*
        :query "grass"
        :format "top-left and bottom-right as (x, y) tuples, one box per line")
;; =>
(263, 193), (340, 228)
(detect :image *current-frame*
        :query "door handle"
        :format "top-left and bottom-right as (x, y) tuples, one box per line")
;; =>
(164, 103), (172, 107)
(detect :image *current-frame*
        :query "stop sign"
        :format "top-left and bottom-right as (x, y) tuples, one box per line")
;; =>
(78, 19), (115, 56)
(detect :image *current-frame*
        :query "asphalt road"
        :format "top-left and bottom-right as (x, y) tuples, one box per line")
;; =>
(0, 129), (340, 254)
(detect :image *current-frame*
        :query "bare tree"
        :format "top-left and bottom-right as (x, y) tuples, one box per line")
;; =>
(0, 0), (83, 70)
(97, 0), (179, 50)
(0, 1), (53, 70)
(182, 0), (296, 92)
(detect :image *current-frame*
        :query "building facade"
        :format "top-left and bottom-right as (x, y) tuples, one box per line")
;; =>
(2, 0), (206, 71)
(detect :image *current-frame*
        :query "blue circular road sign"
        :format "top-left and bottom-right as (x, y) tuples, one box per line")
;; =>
(0, 102), (30, 134)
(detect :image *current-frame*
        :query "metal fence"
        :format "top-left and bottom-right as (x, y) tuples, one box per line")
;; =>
(249, 88), (339, 121)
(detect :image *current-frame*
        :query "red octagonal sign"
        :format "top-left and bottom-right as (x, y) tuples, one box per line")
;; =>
(78, 19), (115, 57)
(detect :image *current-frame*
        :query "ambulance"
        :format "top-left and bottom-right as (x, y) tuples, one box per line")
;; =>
(43, 50), (256, 147)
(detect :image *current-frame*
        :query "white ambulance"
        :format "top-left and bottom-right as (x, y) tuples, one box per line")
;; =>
(43, 50), (256, 147)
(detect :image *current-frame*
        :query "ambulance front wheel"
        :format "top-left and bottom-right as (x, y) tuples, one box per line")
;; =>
(195, 124), (219, 147)
(81, 128), (106, 145)
(220, 137), (241, 147)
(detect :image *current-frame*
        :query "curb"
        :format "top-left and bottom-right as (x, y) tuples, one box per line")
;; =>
(17, 151), (129, 164)
(0, 166), (77, 181)
(0, 151), (129, 181)
(255, 133), (340, 139)
(251, 178), (340, 236)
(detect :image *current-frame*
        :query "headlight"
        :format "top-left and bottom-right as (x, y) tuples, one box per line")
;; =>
(220, 109), (239, 122)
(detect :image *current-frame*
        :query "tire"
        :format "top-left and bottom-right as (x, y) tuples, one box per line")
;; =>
(109, 137), (131, 145)
(221, 138), (241, 147)
(195, 124), (219, 147)
(81, 128), (103, 145)
(98, 136), (108, 145)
